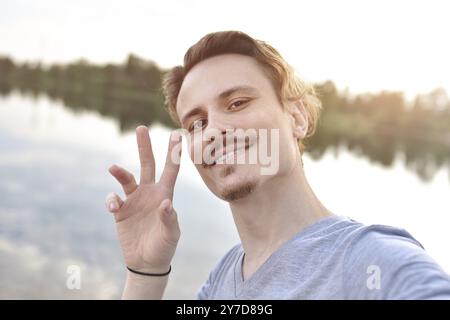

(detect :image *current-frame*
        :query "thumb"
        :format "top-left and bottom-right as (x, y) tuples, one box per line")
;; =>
(157, 199), (180, 245)
(105, 192), (124, 213)
(158, 199), (180, 232)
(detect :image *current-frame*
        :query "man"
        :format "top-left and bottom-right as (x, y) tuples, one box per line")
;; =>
(105, 31), (450, 299)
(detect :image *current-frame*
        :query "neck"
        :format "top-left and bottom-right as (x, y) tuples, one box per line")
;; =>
(229, 161), (332, 277)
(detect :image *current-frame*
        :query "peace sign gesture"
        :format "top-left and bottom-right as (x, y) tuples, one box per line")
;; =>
(105, 126), (182, 274)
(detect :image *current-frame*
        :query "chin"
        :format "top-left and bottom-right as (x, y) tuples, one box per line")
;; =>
(211, 164), (259, 202)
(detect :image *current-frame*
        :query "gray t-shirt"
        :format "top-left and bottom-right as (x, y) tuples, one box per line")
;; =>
(197, 215), (450, 299)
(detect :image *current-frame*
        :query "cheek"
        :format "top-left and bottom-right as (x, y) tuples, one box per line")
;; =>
(264, 115), (298, 170)
(279, 130), (300, 168)
(245, 109), (270, 129)
(250, 104), (288, 130)
(187, 134), (204, 163)
(188, 143), (195, 162)
(258, 110), (295, 152)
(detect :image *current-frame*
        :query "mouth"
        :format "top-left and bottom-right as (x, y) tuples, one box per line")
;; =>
(203, 143), (252, 168)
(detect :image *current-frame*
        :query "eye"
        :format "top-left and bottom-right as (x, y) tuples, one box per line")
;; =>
(189, 119), (206, 132)
(228, 99), (249, 110)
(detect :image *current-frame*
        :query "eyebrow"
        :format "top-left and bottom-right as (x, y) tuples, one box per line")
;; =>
(180, 85), (259, 126)
(181, 106), (204, 128)
(217, 85), (259, 100)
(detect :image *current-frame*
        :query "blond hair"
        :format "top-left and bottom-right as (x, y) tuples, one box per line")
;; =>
(162, 31), (321, 154)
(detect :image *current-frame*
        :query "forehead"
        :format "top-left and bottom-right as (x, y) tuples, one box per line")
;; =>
(176, 54), (273, 116)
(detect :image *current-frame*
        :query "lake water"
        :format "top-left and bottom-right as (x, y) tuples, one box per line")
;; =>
(0, 92), (449, 299)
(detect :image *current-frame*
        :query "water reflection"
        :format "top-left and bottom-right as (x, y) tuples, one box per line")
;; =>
(308, 122), (450, 183)
(2, 52), (450, 183)
(1, 86), (448, 184)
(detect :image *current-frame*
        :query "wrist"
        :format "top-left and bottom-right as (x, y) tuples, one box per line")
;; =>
(127, 265), (171, 277)
(126, 270), (169, 286)
(125, 264), (171, 283)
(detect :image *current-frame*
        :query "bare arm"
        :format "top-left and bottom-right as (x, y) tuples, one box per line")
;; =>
(122, 269), (170, 300)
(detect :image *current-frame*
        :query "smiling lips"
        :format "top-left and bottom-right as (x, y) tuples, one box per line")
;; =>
(203, 143), (252, 168)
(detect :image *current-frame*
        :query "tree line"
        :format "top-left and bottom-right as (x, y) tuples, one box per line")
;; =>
(1, 54), (449, 181)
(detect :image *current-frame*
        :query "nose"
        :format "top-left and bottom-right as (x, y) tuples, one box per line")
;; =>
(201, 113), (237, 162)
(204, 112), (235, 143)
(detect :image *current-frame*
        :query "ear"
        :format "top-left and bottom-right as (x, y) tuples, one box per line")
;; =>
(289, 100), (308, 139)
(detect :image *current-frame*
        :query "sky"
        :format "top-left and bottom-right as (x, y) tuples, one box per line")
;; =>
(1, 0), (450, 98)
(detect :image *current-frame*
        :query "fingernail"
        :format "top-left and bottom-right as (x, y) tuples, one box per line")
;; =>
(109, 202), (118, 211)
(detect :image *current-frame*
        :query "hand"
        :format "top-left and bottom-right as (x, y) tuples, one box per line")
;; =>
(105, 126), (182, 274)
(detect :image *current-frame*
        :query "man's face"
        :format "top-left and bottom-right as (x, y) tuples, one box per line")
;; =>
(176, 54), (303, 202)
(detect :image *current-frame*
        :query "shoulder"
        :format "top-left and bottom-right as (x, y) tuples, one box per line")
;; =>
(344, 223), (427, 266)
(344, 222), (425, 259)
(342, 222), (450, 299)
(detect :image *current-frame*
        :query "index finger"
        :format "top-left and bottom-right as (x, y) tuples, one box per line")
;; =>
(159, 131), (182, 190)
(136, 126), (156, 184)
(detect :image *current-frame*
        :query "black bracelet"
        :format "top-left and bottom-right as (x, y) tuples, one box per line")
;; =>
(126, 265), (171, 277)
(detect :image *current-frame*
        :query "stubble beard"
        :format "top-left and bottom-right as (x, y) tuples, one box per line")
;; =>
(218, 165), (257, 202)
